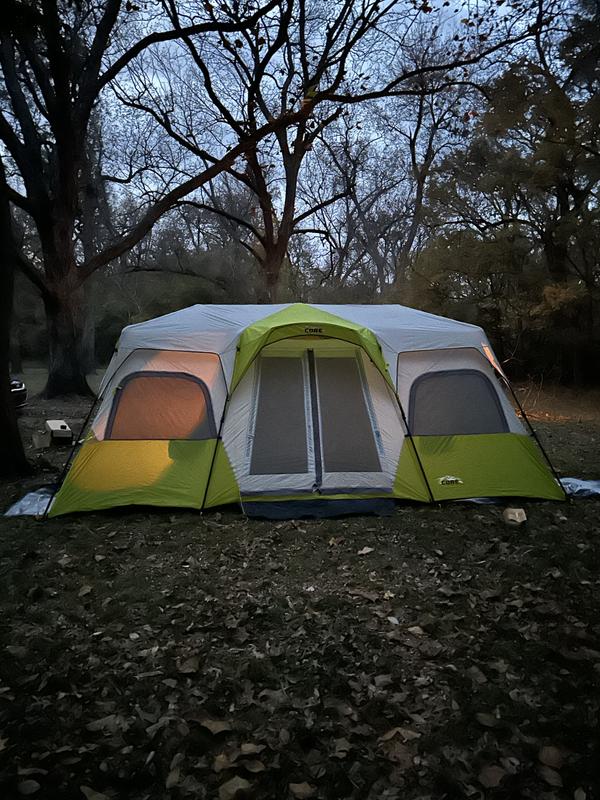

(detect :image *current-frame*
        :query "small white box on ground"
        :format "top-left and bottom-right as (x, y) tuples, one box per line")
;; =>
(503, 507), (527, 526)
(44, 419), (73, 442)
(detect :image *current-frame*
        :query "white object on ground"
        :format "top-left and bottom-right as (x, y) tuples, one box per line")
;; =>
(45, 420), (73, 440)
(503, 507), (527, 526)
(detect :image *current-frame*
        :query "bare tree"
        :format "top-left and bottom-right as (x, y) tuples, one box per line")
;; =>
(309, 75), (469, 296)
(0, 0), (284, 397)
(146, 0), (539, 299)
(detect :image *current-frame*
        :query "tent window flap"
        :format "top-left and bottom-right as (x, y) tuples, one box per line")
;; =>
(409, 369), (508, 436)
(106, 371), (215, 440)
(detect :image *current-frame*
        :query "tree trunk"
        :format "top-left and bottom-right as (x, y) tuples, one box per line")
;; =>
(257, 242), (287, 302)
(44, 286), (94, 397)
(0, 296), (29, 478)
(541, 221), (569, 283)
(9, 324), (23, 373)
(0, 189), (30, 477)
(81, 279), (96, 372)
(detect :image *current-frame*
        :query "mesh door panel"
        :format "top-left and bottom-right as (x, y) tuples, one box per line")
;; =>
(250, 357), (308, 475)
(316, 358), (381, 473)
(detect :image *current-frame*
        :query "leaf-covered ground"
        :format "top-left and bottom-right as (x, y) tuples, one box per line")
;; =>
(0, 384), (599, 800)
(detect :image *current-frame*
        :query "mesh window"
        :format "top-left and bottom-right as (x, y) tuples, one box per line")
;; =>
(106, 373), (215, 440)
(409, 369), (508, 436)
(250, 357), (308, 475)
(316, 357), (381, 473)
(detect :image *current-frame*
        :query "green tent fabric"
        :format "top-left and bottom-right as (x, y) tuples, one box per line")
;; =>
(231, 304), (392, 389)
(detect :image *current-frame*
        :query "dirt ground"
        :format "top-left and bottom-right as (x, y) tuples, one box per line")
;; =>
(0, 376), (599, 800)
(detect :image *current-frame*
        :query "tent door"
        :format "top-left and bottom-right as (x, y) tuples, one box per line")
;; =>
(313, 353), (384, 491)
(249, 355), (310, 477)
(248, 347), (388, 495)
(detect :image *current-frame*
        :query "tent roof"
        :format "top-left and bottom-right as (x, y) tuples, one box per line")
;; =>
(104, 303), (492, 390)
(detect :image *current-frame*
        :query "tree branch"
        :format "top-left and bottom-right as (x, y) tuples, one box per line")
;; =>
(97, 0), (280, 92)
(77, 105), (313, 282)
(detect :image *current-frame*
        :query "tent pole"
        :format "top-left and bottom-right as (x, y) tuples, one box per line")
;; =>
(306, 350), (323, 492)
(500, 375), (567, 499)
(200, 392), (230, 513)
(391, 389), (435, 504)
(42, 388), (104, 519)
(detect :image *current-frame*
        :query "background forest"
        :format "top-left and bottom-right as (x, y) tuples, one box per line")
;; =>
(2, 0), (599, 404)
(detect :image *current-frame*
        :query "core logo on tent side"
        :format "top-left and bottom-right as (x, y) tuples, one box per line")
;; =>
(304, 327), (323, 334)
(437, 475), (464, 485)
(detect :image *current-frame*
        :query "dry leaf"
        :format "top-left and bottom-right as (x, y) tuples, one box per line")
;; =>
(78, 585), (92, 598)
(86, 715), (116, 733)
(467, 665), (487, 684)
(165, 767), (180, 788)
(475, 712), (498, 728)
(240, 759), (265, 773)
(240, 743), (265, 755)
(81, 787), (110, 800)
(379, 727), (421, 743)
(218, 776), (251, 800)
(197, 716), (232, 735)
(539, 745), (564, 770)
(478, 765), (506, 788)
(333, 737), (351, 758)
(18, 782), (41, 796)
(213, 753), (235, 772)
(381, 740), (414, 768)
(357, 547), (374, 555)
(407, 625), (425, 636)
(6, 645), (27, 659)
(178, 656), (200, 674)
(348, 588), (379, 602)
(289, 782), (316, 799)
(538, 765), (563, 787)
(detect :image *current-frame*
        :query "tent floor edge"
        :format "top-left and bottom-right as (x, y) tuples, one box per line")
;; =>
(242, 498), (396, 519)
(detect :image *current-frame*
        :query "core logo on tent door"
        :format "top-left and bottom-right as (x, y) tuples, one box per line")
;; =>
(437, 475), (464, 485)
(304, 327), (323, 334)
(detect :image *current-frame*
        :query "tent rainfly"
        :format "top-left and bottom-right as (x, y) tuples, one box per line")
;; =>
(48, 303), (565, 518)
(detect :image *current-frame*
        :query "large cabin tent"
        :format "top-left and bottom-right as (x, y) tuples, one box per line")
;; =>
(49, 303), (565, 517)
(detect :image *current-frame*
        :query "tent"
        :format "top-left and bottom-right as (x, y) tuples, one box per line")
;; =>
(49, 303), (565, 517)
